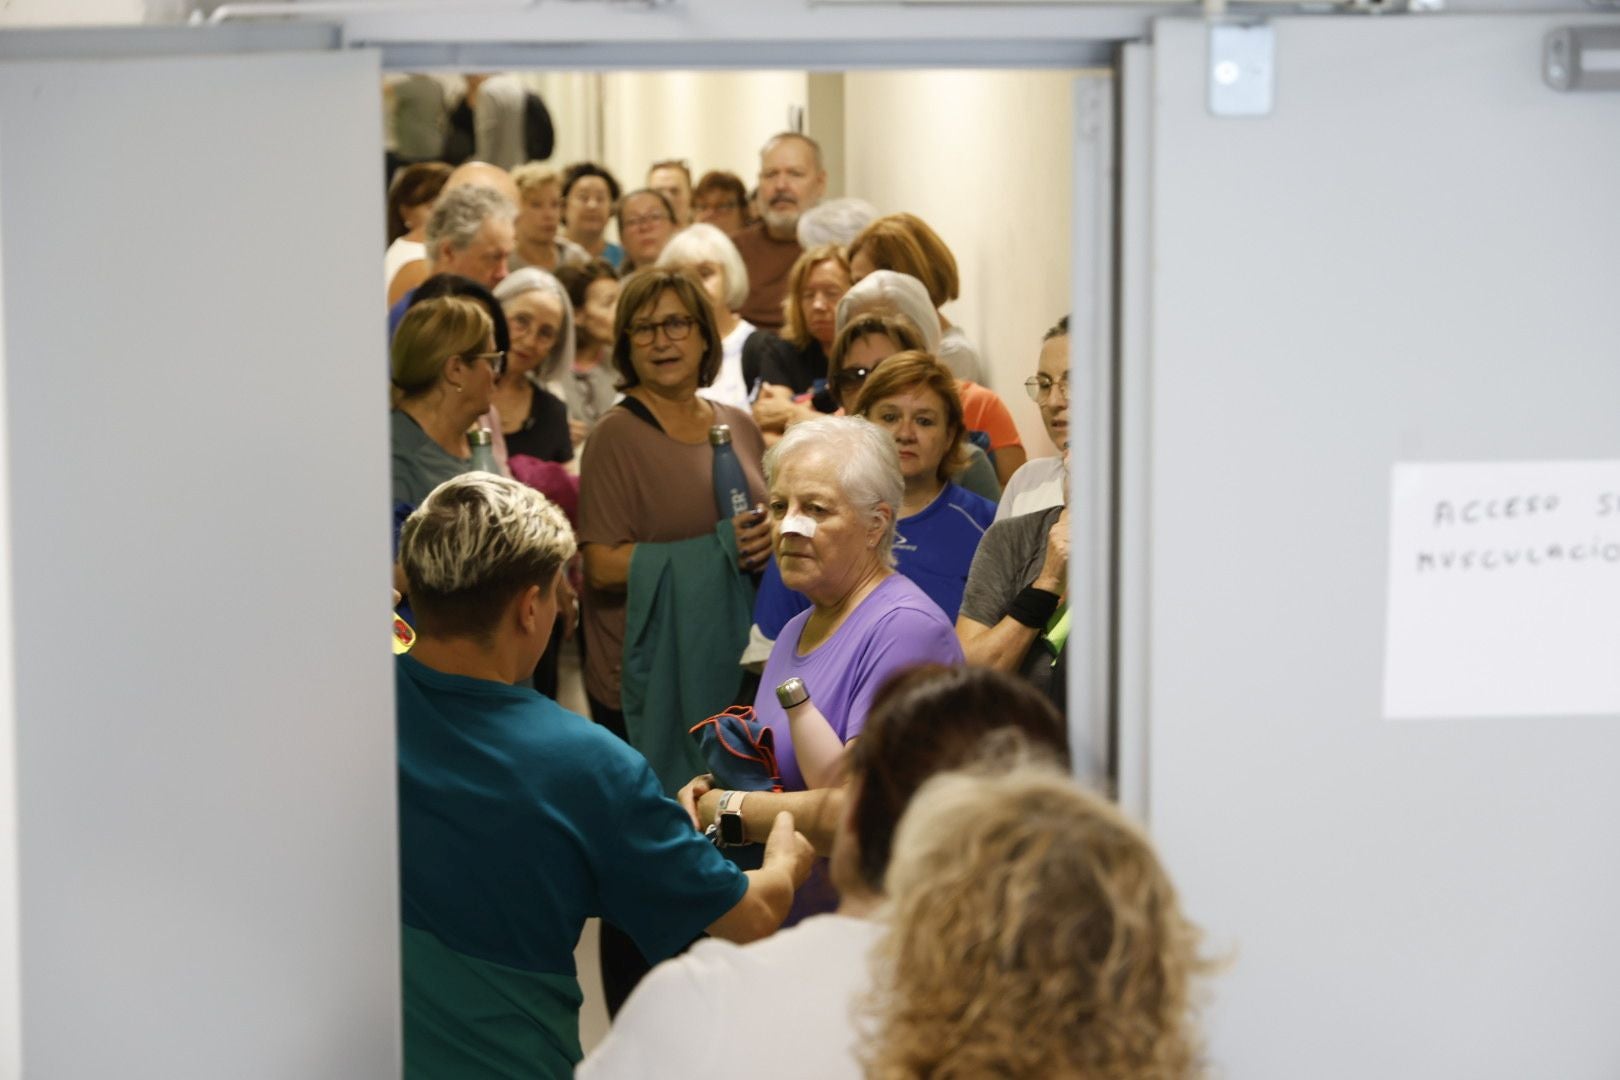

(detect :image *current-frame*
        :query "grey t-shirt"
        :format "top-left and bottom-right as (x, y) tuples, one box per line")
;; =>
(391, 408), (471, 509)
(959, 504), (1065, 700)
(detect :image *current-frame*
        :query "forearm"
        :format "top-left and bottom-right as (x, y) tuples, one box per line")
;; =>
(957, 614), (1041, 673)
(706, 865), (795, 944)
(582, 541), (634, 592)
(698, 787), (842, 855)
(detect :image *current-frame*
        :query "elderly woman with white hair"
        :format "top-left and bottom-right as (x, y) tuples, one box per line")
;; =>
(491, 267), (575, 464)
(753, 417), (963, 794)
(656, 222), (755, 411)
(795, 196), (879, 251)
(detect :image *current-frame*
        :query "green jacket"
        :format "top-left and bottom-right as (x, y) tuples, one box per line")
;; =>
(622, 520), (755, 795)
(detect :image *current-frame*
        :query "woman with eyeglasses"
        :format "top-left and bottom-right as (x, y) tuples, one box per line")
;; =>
(615, 189), (678, 275)
(390, 295), (504, 512)
(692, 169), (751, 237)
(997, 316), (1072, 522)
(492, 267), (575, 466)
(576, 267), (776, 1017)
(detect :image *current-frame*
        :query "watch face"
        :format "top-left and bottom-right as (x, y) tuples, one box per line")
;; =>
(719, 813), (747, 847)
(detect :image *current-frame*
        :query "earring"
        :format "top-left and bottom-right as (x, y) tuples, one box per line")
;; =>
(451, 384), (464, 393)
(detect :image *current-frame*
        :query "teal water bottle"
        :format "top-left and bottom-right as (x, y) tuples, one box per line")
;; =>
(468, 427), (497, 474)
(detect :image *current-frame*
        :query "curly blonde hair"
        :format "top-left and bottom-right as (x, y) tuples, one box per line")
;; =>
(865, 766), (1209, 1080)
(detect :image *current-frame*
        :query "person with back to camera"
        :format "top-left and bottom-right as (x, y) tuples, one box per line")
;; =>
(578, 664), (1069, 1079)
(656, 221), (755, 411)
(560, 161), (623, 270)
(395, 473), (815, 1080)
(865, 762), (1210, 1079)
(997, 314), (1072, 521)
(744, 244), (852, 440)
(554, 259), (621, 447)
(956, 446), (1071, 711)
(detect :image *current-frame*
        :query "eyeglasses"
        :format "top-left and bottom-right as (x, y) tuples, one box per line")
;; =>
(622, 212), (672, 230)
(509, 313), (560, 344)
(628, 315), (697, 346)
(695, 200), (740, 214)
(831, 365), (877, 393)
(1024, 373), (1070, 404)
(469, 350), (507, 376)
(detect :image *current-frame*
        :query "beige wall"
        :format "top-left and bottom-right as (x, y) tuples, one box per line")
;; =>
(843, 69), (1082, 456)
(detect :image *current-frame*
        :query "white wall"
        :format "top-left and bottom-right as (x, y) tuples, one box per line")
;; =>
(0, 47), (399, 1077)
(845, 69), (1082, 452)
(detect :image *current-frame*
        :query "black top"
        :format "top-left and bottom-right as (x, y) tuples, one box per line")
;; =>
(741, 331), (835, 413)
(503, 380), (574, 464)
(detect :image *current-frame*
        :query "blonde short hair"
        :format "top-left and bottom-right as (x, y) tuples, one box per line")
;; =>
(391, 296), (492, 402)
(867, 765), (1210, 1079)
(399, 473), (577, 641)
(510, 162), (561, 197)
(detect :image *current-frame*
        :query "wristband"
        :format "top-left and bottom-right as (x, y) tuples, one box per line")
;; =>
(1008, 585), (1061, 629)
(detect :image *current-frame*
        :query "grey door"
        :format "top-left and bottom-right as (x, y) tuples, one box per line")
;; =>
(1119, 14), (1620, 1078)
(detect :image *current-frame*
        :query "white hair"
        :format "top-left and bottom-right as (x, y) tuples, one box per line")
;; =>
(835, 270), (943, 356)
(764, 415), (903, 570)
(400, 473), (576, 600)
(424, 185), (516, 269)
(796, 197), (878, 250)
(493, 266), (576, 387)
(656, 222), (750, 312)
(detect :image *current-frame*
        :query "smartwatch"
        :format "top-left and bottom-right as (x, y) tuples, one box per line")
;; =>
(717, 789), (748, 847)
(775, 676), (810, 710)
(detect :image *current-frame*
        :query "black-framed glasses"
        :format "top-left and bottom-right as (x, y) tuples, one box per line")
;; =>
(831, 365), (877, 394)
(628, 315), (697, 346)
(470, 350), (507, 376)
(1024, 373), (1070, 404)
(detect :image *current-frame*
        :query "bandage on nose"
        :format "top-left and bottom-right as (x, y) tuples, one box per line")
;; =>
(779, 513), (818, 539)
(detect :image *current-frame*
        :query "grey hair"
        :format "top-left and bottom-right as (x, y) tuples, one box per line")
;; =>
(656, 223), (750, 312)
(399, 473), (577, 626)
(764, 415), (903, 570)
(835, 270), (943, 355)
(493, 266), (576, 387)
(423, 185), (516, 270)
(796, 197), (878, 251)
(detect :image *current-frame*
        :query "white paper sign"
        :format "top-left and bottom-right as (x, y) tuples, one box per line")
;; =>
(1383, 460), (1620, 720)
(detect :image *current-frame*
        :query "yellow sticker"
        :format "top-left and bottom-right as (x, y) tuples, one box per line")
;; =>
(391, 614), (416, 655)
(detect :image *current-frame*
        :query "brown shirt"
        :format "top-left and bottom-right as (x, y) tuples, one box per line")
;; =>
(577, 400), (767, 708)
(731, 222), (801, 332)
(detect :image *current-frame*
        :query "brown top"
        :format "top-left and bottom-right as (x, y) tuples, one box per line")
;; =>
(577, 400), (767, 708)
(730, 222), (801, 332)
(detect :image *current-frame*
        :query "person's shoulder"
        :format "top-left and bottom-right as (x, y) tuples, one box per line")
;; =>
(943, 482), (997, 525)
(867, 574), (956, 631)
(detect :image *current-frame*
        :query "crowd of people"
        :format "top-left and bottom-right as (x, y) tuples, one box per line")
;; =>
(388, 120), (1210, 1078)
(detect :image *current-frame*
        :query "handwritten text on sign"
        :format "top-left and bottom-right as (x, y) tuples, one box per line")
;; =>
(1383, 460), (1620, 720)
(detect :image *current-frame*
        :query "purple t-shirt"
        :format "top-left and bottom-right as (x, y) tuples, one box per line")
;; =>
(755, 573), (964, 792)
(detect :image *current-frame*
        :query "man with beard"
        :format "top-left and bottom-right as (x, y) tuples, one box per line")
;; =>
(732, 133), (826, 332)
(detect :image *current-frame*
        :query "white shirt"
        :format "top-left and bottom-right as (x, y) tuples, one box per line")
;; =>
(995, 454), (1067, 522)
(698, 318), (757, 413)
(384, 236), (425, 295)
(576, 914), (881, 1080)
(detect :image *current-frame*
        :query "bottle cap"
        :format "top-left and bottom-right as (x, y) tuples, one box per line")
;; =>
(468, 427), (493, 446)
(708, 424), (733, 446)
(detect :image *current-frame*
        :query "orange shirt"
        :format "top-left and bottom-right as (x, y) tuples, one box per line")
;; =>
(957, 381), (1023, 451)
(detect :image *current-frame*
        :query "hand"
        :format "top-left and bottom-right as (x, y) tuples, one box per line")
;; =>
(569, 418), (588, 446)
(1034, 508), (1070, 595)
(732, 504), (772, 573)
(762, 811), (816, 890)
(676, 773), (717, 830)
(751, 383), (798, 432)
